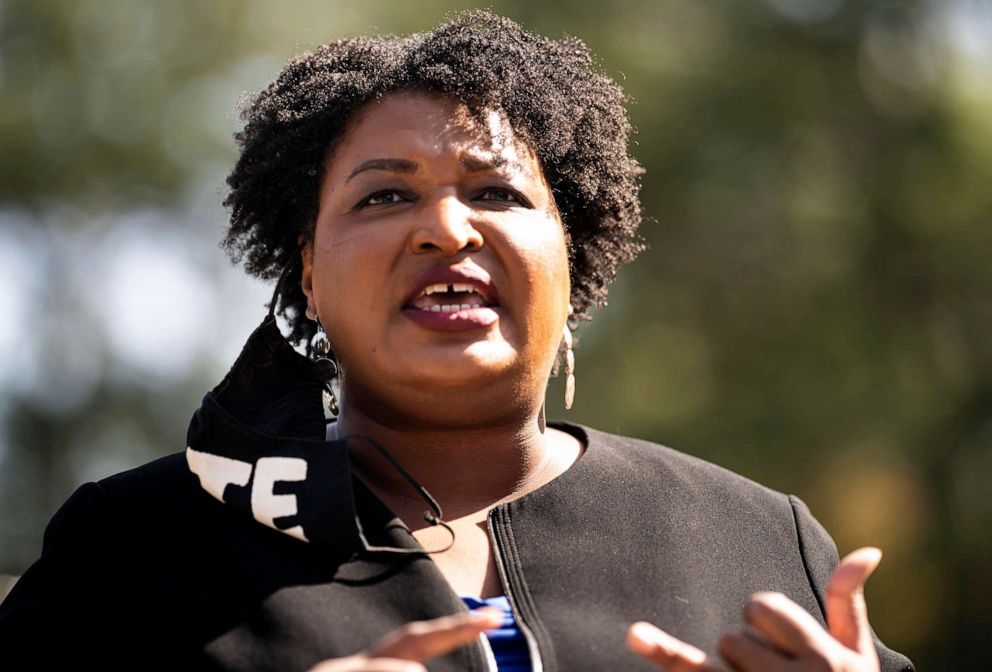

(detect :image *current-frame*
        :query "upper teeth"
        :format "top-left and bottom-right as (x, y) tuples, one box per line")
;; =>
(419, 283), (481, 297)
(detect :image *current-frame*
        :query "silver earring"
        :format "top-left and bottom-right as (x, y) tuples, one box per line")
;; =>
(562, 323), (575, 410)
(311, 319), (340, 417)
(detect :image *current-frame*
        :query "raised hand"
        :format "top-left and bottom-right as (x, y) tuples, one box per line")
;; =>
(309, 609), (503, 672)
(628, 547), (884, 672)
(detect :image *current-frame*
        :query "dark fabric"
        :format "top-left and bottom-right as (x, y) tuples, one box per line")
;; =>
(185, 317), (365, 555)
(789, 497), (909, 672)
(0, 430), (914, 671)
(203, 315), (326, 441)
(0, 318), (914, 670)
(0, 455), (479, 671)
(493, 427), (913, 671)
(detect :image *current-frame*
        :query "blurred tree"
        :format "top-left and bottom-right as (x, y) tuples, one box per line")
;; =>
(2, 1), (989, 668)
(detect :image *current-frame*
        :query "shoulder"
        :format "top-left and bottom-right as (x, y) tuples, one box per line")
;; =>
(563, 421), (794, 512)
(543, 422), (817, 570)
(19, 452), (218, 556)
(88, 452), (231, 538)
(26, 452), (199, 549)
(97, 451), (198, 497)
(100, 450), (194, 486)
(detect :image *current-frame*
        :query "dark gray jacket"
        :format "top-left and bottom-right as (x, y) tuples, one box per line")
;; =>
(0, 319), (913, 671)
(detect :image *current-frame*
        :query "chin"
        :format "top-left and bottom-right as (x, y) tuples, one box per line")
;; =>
(345, 368), (530, 429)
(402, 359), (514, 391)
(396, 340), (517, 385)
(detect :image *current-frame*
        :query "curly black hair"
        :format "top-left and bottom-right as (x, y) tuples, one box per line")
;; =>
(223, 10), (644, 346)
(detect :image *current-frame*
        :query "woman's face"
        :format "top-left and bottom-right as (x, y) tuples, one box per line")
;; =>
(302, 92), (571, 425)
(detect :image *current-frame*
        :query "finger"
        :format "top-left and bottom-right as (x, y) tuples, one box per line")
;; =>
(717, 632), (795, 672)
(308, 656), (426, 672)
(743, 592), (836, 658)
(356, 660), (428, 672)
(627, 622), (729, 672)
(826, 546), (882, 655)
(372, 609), (503, 661)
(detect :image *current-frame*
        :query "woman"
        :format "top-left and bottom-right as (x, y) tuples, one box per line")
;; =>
(0, 12), (912, 672)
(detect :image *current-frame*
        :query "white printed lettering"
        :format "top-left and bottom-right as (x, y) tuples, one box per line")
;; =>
(186, 447), (252, 502)
(251, 457), (308, 542)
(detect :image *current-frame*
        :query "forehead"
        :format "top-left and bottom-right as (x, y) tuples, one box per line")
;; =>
(327, 92), (535, 172)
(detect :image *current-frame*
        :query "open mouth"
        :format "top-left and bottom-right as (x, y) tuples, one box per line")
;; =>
(406, 283), (498, 313)
(401, 266), (501, 332)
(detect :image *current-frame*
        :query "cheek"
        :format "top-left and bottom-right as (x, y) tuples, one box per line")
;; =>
(495, 218), (571, 354)
(507, 222), (571, 303)
(312, 219), (397, 292)
(309, 230), (391, 342)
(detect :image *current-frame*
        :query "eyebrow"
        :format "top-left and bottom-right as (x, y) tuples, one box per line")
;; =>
(346, 158), (418, 182)
(346, 155), (521, 182)
(460, 155), (511, 172)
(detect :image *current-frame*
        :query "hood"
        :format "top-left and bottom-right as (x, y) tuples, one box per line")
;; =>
(184, 316), (364, 556)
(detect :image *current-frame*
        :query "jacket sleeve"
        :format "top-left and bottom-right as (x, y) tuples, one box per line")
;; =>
(0, 481), (124, 667)
(789, 495), (914, 672)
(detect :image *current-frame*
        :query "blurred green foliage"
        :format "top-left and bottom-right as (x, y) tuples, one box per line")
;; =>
(1, 1), (989, 669)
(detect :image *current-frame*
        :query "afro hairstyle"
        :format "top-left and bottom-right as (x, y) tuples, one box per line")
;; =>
(223, 10), (644, 346)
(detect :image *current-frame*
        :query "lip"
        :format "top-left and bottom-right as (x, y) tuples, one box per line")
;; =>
(402, 264), (499, 308)
(401, 264), (501, 333)
(402, 305), (501, 332)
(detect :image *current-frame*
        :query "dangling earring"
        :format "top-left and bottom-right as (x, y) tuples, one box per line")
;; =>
(562, 322), (575, 410)
(311, 318), (340, 417)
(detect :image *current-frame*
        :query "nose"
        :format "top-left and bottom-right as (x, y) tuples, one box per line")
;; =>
(409, 194), (484, 256)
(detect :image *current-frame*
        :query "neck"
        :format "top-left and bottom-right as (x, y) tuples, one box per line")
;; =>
(330, 403), (567, 519)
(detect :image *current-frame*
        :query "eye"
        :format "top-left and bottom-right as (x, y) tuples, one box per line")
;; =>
(354, 189), (412, 209)
(475, 187), (531, 207)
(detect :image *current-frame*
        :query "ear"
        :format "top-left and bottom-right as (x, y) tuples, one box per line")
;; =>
(299, 236), (316, 321)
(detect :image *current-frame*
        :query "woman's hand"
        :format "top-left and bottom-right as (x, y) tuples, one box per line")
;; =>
(628, 547), (884, 672)
(309, 609), (503, 672)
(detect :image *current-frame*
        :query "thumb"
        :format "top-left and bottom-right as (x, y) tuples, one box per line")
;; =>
(825, 546), (882, 655)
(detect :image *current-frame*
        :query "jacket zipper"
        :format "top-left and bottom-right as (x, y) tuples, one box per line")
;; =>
(487, 505), (545, 672)
(477, 632), (498, 672)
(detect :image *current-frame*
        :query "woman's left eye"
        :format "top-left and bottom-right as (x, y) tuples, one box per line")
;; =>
(476, 188), (527, 205)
